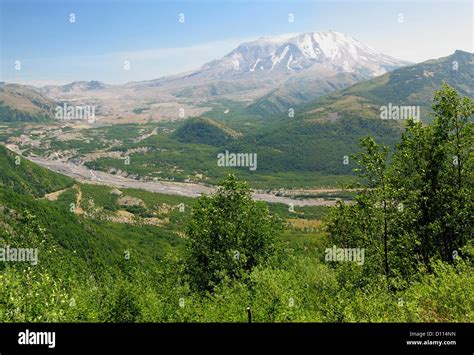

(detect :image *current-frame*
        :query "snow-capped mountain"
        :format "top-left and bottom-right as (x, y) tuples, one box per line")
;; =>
(137, 31), (409, 90)
(258, 31), (408, 76)
(37, 31), (412, 119)
(220, 31), (409, 77)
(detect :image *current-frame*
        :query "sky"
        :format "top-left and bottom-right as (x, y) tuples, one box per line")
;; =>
(1, 0), (472, 86)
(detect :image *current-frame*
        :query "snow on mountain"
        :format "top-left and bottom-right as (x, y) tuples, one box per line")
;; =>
(32, 31), (414, 120)
(199, 33), (297, 78)
(132, 31), (409, 90)
(160, 31), (406, 86)
(232, 31), (409, 77)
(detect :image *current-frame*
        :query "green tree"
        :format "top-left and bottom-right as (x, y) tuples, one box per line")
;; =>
(184, 174), (282, 292)
(328, 84), (473, 288)
(354, 137), (391, 281)
(391, 83), (473, 266)
(328, 138), (396, 285)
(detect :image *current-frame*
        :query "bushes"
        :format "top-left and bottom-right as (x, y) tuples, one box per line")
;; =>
(0, 245), (471, 323)
(0, 267), (70, 322)
(403, 259), (473, 322)
(100, 282), (142, 323)
(0, 179), (470, 323)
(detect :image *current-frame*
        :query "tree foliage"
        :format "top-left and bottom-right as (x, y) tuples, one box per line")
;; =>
(184, 174), (282, 292)
(327, 83), (473, 288)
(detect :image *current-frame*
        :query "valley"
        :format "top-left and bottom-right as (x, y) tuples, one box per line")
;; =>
(1, 45), (472, 197)
(0, 16), (472, 327)
(2, 141), (343, 206)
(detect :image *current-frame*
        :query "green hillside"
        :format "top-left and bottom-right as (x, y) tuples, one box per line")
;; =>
(225, 116), (403, 175)
(247, 72), (364, 116)
(0, 84), (55, 122)
(0, 145), (73, 196)
(301, 50), (474, 122)
(0, 145), (190, 321)
(173, 116), (241, 146)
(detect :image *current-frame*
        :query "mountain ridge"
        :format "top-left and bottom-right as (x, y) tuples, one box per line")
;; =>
(300, 50), (474, 122)
(133, 31), (410, 89)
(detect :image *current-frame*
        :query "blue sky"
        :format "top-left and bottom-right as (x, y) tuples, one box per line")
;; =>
(1, 0), (472, 86)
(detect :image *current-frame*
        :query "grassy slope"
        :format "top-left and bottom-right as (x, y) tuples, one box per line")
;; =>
(0, 84), (54, 122)
(173, 117), (241, 146)
(0, 145), (74, 196)
(0, 145), (186, 276)
(301, 50), (474, 122)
